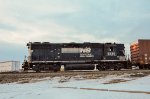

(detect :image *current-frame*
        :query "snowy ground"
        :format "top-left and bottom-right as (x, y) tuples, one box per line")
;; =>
(0, 74), (150, 99)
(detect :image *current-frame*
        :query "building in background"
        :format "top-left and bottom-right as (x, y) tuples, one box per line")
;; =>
(0, 61), (20, 72)
(130, 39), (150, 68)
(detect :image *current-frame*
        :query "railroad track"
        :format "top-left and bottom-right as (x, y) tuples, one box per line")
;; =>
(0, 69), (150, 74)
(0, 69), (150, 84)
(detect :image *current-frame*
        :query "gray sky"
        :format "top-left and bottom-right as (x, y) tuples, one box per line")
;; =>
(0, 0), (150, 61)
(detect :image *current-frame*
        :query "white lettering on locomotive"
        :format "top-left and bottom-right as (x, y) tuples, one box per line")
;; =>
(80, 48), (91, 53)
(107, 52), (116, 56)
(80, 48), (94, 57)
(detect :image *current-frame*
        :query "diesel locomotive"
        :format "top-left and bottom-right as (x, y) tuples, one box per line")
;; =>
(22, 42), (129, 72)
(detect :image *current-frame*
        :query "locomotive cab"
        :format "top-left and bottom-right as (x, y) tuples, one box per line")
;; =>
(96, 43), (127, 71)
(103, 43), (117, 60)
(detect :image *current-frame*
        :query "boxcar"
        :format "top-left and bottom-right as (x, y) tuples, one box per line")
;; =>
(130, 39), (150, 69)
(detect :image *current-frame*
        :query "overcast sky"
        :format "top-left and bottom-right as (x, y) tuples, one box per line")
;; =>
(0, 0), (150, 62)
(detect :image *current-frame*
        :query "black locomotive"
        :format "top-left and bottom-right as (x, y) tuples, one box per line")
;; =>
(22, 42), (129, 72)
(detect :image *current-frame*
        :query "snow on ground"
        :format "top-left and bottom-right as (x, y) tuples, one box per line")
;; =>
(0, 75), (150, 99)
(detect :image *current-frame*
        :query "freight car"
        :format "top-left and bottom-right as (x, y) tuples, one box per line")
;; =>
(130, 39), (150, 69)
(22, 42), (129, 72)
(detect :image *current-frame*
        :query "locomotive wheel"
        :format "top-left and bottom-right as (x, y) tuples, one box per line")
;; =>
(35, 67), (41, 72)
(34, 64), (41, 72)
(97, 64), (108, 71)
(102, 63), (110, 70)
(24, 68), (29, 71)
(148, 65), (150, 69)
(35, 68), (41, 72)
(53, 64), (61, 72)
(102, 65), (107, 71)
(53, 68), (60, 72)
(97, 65), (103, 71)
(139, 65), (144, 69)
(114, 63), (121, 70)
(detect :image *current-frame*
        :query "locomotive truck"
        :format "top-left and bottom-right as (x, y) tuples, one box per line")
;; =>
(22, 42), (129, 72)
